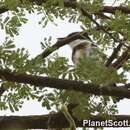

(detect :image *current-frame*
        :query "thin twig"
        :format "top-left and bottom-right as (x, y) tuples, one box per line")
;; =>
(105, 43), (123, 67)
(111, 49), (130, 69)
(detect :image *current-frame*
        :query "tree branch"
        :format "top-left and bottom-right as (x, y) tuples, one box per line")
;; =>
(0, 69), (130, 98)
(102, 6), (130, 14)
(111, 49), (130, 69)
(0, 84), (7, 96)
(0, 113), (130, 129)
(105, 43), (123, 67)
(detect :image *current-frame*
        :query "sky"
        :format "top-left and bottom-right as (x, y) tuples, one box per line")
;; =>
(0, 0), (130, 130)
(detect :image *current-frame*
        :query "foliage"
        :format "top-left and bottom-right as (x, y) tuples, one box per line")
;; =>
(0, 0), (130, 126)
(75, 57), (125, 85)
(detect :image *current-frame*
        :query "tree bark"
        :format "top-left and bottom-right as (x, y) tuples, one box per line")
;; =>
(0, 69), (130, 99)
(0, 113), (130, 129)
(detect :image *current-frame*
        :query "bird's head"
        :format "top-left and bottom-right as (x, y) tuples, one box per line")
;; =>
(58, 32), (97, 49)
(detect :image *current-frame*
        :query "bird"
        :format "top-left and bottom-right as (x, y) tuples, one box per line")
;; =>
(58, 32), (98, 65)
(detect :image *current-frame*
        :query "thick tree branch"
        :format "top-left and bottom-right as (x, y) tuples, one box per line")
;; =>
(0, 113), (130, 129)
(0, 69), (130, 98)
(102, 6), (130, 14)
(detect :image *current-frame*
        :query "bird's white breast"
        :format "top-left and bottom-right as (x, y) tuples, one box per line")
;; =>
(72, 45), (91, 64)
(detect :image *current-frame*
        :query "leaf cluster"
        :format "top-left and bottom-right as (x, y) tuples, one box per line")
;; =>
(0, 0), (129, 121)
